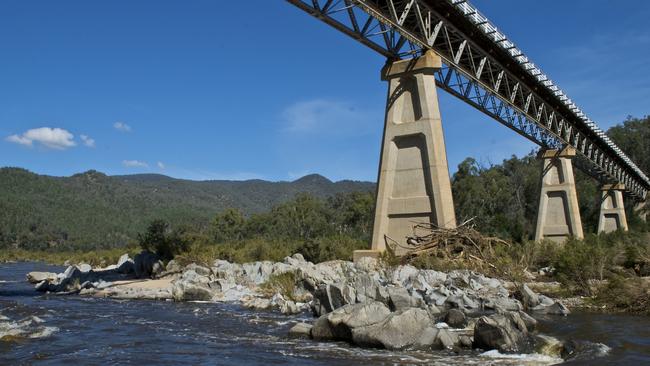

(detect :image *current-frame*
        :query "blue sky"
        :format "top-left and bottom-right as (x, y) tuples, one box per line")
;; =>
(1, 0), (649, 182)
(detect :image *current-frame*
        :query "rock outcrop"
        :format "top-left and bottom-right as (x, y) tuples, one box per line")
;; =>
(30, 251), (571, 357)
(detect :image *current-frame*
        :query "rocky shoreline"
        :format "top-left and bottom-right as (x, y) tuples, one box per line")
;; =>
(28, 251), (578, 361)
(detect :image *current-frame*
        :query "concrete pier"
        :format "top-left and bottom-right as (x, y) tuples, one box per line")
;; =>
(598, 184), (629, 233)
(534, 147), (584, 243)
(355, 51), (456, 260)
(634, 200), (647, 222)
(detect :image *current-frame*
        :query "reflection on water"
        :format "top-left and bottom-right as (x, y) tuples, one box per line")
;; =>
(1, 262), (647, 365)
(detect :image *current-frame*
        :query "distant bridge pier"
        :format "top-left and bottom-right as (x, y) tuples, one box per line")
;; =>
(534, 147), (584, 243)
(597, 184), (629, 233)
(634, 200), (647, 222)
(354, 50), (456, 261)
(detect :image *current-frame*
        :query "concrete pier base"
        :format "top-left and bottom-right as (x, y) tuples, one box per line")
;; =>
(534, 147), (583, 243)
(598, 184), (629, 233)
(355, 50), (456, 261)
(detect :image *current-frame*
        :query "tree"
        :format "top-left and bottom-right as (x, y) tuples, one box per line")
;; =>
(138, 219), (189, 260)
(212, 208), (246, 243)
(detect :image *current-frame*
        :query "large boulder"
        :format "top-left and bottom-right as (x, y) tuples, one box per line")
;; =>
(26, 272), (57, 284)
(415, 327), (461, 350)
(518, 284), (540, 308)
(243, 261), (274, 284)
(171, 269), (215, 301)
(134, 251), (161, 278)
(312, 283), (356, 316)
(352, 308), (433, 350)
(116, 254), (135, 274)
(473, 312), (534, 353)
(77, 263), (92, 273)
(387, 287), (422, 311)
(311, 302), (391, 341)
(444, 309), (467, 328)
(288, 322), (312, 339)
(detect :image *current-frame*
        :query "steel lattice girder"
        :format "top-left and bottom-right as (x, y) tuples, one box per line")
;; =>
(286, 0), (650, 200)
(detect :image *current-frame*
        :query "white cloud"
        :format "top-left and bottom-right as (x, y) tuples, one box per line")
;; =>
(282, 99), (376, 136)
(113, 121), (131, 132)
(80, 134), (95, 148)
(5, 127), (76, 150)
(157, 161), (165, 169)
(122, 160), (148, 168)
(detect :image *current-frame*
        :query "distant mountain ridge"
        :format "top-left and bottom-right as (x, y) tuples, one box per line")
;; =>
(0, 167), (375, 249)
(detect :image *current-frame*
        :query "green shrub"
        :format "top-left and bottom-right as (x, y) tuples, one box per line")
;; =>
(138, 219), (190, 261)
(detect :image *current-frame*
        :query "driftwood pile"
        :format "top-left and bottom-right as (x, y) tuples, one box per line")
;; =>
(392, 219), (512, 275)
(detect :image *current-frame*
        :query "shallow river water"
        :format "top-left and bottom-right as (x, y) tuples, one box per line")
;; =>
(1, 262), (648, 365)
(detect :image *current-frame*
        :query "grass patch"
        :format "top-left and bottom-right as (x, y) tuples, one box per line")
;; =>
(260, 272), (298, 301)
(593, 276), (650, 315)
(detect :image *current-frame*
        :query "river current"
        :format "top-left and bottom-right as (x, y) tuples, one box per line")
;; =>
(1, 262), (648, 365)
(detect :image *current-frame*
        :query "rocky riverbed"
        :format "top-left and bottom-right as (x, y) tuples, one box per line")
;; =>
(24, 250), (585, 362)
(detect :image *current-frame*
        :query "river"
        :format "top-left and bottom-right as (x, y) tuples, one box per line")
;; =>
(1, 262), (648, 365)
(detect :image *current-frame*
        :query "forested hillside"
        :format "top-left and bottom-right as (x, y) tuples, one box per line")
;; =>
(1, 116), (648, 252)
(0, 170), (373, 250)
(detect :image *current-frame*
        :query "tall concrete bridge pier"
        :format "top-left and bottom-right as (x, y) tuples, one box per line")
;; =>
(356, 51), (456, 260)
(534, 148), (584, 242)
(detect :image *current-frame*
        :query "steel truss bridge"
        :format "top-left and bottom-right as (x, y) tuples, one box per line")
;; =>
(287, 0), (650, 200)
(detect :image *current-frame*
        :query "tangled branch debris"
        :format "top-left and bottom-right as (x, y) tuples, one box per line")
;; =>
(391, 218), (514, 276)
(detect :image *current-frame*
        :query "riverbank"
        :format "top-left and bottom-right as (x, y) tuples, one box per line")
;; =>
(23, 251), (600, 363)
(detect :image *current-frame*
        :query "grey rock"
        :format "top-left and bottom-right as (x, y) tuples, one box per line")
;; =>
(311, 315), (337, 341)
(460, 335), (473, 348)
(280, 300), (300, 315)
(243, 297), (272, 310)
(352, 273), (380, 303)
(531, 301), (570, 316)
(312, 283), (355, 316)
(77, 264), (92, 273)
(518, 311), (538, 330)
(134, 251), (161, 278)
(164, 259), (182, 273)
(116, 254), (135, 274)
(473, 312), (533, 353)
(388, 287), (417, 311)
(352, 308), (433, 350)
(413, 327), (459, 350)
(172, 281), (213, 302)
(538, 294), (556, 306)
(391, 265), (419, 286)
(243, 261), (274, 284)
(519, 284), (539, 308)
(487, 297), (523, 312)
(436, 328), (460, 349)
(444, 309), (467, 328)
(311, 302), (391, 342)
(184, 263), (211, 277)
(288, 322), (312, 339)
(26, 272), (57, 284)
(284, 253), (307, 266)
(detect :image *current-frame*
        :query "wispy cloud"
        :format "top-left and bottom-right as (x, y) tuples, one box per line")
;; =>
(122, 160), (148, 168)
(157, 161), (165, 170)
(5, 127), (76, 150)
(281, 99), (376, 136)
(80, 134), (95, 148)
(113, 121), (131, 132)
